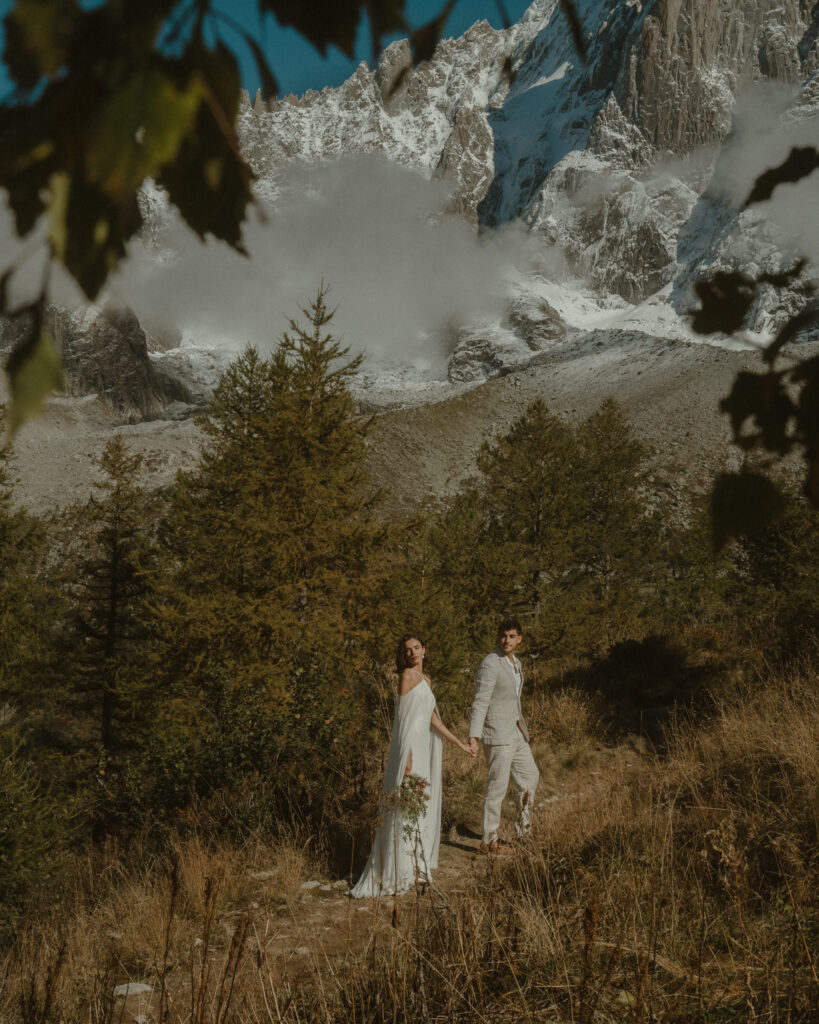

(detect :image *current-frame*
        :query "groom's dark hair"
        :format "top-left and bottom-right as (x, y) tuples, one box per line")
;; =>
(497, 617), (522, 635)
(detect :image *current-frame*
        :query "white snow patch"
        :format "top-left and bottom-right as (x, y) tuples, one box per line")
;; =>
(523, 61), (572, 92)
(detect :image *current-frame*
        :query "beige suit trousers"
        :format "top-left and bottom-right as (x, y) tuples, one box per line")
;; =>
(482, 727), (539, 844)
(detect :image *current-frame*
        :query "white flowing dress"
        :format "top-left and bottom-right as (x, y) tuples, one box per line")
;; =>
(351, 679), (443, 898)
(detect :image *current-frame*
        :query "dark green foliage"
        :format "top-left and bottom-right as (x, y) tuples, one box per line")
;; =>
(51, 436), (155, 837)
(0, 425), (51, 707)
(148, 289), (392, 832)
(476, 398), (578, 628)
(663, 504), (732, 624)
(431, 396), (662, 661)
(63, 436), (154, 755)
(155, 288), (389, 702)
(710, 470), (787, 554)
(0, 414), (69, 936)
(730, 493), (819, 659)
(374, 513), (476, 716)
(572, 398), (659, 646)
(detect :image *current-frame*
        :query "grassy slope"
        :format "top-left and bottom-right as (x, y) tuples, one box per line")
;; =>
(5, 673), (817, 1023)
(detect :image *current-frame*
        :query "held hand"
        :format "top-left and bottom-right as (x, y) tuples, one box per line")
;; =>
(468, 737), (480, 756)
(459, 740), (477, 757)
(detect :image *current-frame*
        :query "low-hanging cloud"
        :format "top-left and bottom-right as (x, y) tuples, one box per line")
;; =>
(107, 155), (539, 377)
(709, 81), (819, 266)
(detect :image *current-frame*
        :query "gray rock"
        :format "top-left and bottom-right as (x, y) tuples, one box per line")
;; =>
(433, 106), (495, 224)
(505, 294), (567, 350)
(113, 982), (152, 998)
(375, 39), (412, 101)
(47, 305), (193, 421)
(447, 320), (535, 383)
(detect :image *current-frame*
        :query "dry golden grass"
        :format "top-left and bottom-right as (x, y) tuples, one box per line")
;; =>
(2, 673), (817, 1023)
(1, 831), (318, 1024)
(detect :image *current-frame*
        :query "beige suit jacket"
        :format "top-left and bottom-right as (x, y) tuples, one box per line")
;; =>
(468, 648), (530, 746)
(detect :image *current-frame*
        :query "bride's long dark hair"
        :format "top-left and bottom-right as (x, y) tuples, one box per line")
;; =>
(395, 633), (425, 675)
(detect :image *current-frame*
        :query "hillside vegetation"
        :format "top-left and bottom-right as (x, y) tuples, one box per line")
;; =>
(1, 291), (817, 1022)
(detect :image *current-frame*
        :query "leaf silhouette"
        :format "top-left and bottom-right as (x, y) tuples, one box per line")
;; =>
(242, 31), (279, 102)
(559, 0), (587, 61)
(710, 471), (787, 553)
(743, 146), (819, 208)
(720, 370), (796, 455)
(493, 0), (512, 30)
(763, 302), (819, 366)
(690, 271), (756, 335)
(261, 0), (365, 57)
(409, 0), (456, 64)
(4, 327), (64, 437)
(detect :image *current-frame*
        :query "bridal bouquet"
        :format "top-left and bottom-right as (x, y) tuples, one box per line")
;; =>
(384, 772), (430, 842)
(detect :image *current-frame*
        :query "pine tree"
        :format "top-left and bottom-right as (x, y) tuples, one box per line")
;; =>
(157, 288), (388, 699)
(147, 289), (392, 828)
(65, 435), (153, 757)
(573, 398), (658, 648)
(0, 411), (51, 715)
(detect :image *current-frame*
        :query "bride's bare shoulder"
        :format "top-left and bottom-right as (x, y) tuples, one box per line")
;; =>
(399, 669), (424, 695)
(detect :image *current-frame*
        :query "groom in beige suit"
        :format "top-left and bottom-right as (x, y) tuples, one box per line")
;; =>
(468, 618), (539, 854)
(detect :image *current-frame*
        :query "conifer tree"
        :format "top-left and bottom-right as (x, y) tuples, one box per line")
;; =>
(148, 289), (391, 827)
(0, 410), (51, 714)
(0, 410), (69, 921)
(730, 491), (819, 658)
(462, 399), (580, 652)
(477, 399), (578, 616)
(573, 398), (658, 647)
(157, 288), (387, 698)
(433, 397), (658, 660)
(65, 435), (153, 758)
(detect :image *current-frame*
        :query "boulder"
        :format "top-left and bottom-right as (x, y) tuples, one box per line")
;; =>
(47, 305), (193, 420)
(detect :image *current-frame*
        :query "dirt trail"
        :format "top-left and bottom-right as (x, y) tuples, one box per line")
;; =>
(115, 748), (644, 1021)
(263, 827), (485, 981)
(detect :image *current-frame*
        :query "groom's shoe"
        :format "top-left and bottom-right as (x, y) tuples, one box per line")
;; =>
(479, 840), (515, 856)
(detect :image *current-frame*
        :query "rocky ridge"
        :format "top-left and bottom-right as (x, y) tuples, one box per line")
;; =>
(234, 0), (818, 323)
(3, 0), (819, 510)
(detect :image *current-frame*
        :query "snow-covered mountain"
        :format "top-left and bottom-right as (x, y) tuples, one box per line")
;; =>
(8, 0), (819, 419)
(127, 0), (799, 403)
(227, 0), (818, 367)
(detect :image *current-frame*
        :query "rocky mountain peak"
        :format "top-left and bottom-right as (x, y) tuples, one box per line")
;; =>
(17, 0), (817, 423)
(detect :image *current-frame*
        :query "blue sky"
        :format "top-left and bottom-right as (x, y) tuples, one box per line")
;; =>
(0, 1), (533, 100)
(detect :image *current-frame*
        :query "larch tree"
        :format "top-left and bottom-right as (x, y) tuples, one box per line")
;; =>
(573, 397), (658, 649)
(474, 398), (580, 652)
(0, 409), (52, 717)
(65, 435), (153, 760)
(154, 284), (393, 749)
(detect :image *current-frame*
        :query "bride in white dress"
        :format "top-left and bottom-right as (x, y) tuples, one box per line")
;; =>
(352, 635), (475, 898)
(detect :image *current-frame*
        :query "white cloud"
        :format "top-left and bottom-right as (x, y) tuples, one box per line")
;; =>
(106, 155), (539, 377)
(710, 81), (819, 266)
